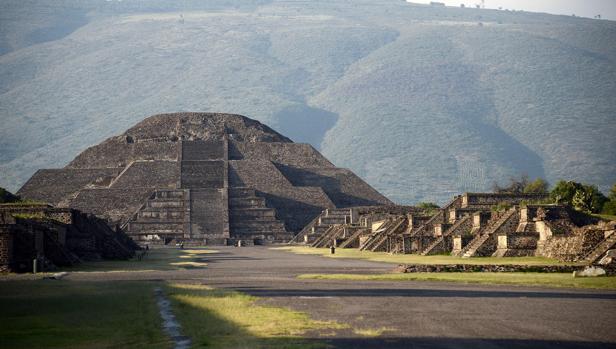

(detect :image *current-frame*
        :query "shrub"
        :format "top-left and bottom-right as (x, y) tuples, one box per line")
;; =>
(550, 180), (607, 213)
(523, 178), (549, 194)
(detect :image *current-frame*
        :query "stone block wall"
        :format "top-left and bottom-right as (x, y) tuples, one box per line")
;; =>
(68, 139), (178, 169)
(275, 164), (392, 207)
(229, 159), (336, 231)
(494, 232), (539, 257)
(70, 188), (153, 224)
(230, 141), (333, 167)
(537, 228), (605, 262)
(0, 225), (13, 272)
(18, 168), (122, 205)
(111, 161), (178, 189)
(461, 193), (549, 209)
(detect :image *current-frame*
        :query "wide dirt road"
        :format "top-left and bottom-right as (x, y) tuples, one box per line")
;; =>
(68, 247), (616, 349)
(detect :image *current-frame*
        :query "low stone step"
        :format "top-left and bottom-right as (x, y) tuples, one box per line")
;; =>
(229, 187), (257, 197)
(154, 190), (186, 199)
(128, 230), (184, 236)
(312, 225), (329, 234)
(231, 228), (288, 236)
(320, 216), (347, 225)
(147, 201), (185, 209)
(230, 208), (276, 219)
(127, 222), (184, 232)
(326, 208), (351, 215)
(138, 210), (184, 220)
(229, 197), (267, 208)
(230, 221), (286, 229)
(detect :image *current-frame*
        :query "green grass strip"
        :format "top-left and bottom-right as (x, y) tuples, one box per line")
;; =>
(298, 272), (616, 289)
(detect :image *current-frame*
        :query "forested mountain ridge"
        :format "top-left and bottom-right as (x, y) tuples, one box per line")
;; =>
(1, 0), (614, 204)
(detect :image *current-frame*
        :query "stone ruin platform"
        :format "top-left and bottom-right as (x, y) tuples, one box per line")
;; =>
(18, 113), (392, 246)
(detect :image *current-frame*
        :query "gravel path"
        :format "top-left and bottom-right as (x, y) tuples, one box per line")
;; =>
(66, 247), (616, 349)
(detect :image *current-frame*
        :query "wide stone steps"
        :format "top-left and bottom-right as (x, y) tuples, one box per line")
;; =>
(319, 216), (347, 225)
(366, 234), (389, 252)
(584, 233), (616, 264)
(229, 197), (267, 208)
(228, 187), (257, 197)
(228, 187), (291, 241)
(461, 208), (516, 258)
(461, 234), (492, 258)
(182, 140), (224, 160)
(312, 225), (330, 234)
(421, 236), (446, 256)
(147, 200), (185, 209)
(421, 215), (471, 256)
(230, 208), (276, 220)
(137, 210), (184, 220)
(180, 161), (225, 189)
(154, 190), (185, 199)
(127, 221), (184, 232)
(337, 228), (366, 248)
(311, 225), (345, 248)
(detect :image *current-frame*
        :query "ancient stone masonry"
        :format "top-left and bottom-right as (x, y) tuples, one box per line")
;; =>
(290, 205), (418, 250)
(18, 113), (392, 245)
(293, 191), (615, 265)
(0, 204), (136, 272)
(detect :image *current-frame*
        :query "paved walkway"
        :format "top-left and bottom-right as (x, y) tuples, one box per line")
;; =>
(68, 247), (616, 349)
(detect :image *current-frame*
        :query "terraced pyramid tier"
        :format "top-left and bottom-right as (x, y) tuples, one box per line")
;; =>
(18, 112), (392, 245)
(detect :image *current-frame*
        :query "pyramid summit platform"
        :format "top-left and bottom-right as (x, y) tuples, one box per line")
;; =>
(18, 112), (392, 245)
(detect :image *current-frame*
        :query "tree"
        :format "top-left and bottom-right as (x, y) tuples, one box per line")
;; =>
(523, 178), (549, 194)
(609, 184), (616, 201)
(601, 184), (616, 215)
(550, 180), (607, 213)
(550, 180), (580, 205)
(492, 174), (530, 194)
(417, 202), (439, 210)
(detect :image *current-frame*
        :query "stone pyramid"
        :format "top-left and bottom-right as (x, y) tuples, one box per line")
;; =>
(18, 113), (392, 245)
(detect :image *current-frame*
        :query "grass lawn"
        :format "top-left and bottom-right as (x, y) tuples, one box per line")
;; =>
(274, 246), (574, 266)
(166, 283), (348, 349)
(66, 248), (217, 272)
(0, 280), (169, 349)
(298, 272), (616, 290)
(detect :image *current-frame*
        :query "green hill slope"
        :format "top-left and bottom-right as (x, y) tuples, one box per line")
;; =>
(0, 0), (614, 204)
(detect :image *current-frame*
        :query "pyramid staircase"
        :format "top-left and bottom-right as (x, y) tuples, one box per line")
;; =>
(411, 196), (462, 237)
(421, 215), (472, 256)
(359, 217), (405, 252)
(311, 225), (344, 248)
(294, 208), (351, 244)
(228, 187), (291, 244)
(337, 228), (369, 249)
(583, 232), (616, 265)
(124, 189), (188, 243)
(461, 207), (517, 258)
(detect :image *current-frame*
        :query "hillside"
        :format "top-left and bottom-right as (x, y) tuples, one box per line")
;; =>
(1, 0), (615, 204)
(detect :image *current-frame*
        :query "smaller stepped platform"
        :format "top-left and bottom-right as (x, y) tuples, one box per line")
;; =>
(228, 187), (293, 244)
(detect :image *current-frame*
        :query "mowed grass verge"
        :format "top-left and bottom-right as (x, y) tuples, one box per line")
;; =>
(166, 283), (348, 348)
(273, 246), (574, 266)
(67, 248), (217, 272)
(298, 273), (616, 290)
(0, 280), (169, 349)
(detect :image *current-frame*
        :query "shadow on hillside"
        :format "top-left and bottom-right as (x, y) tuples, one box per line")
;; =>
(273, 104), (339, 150)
